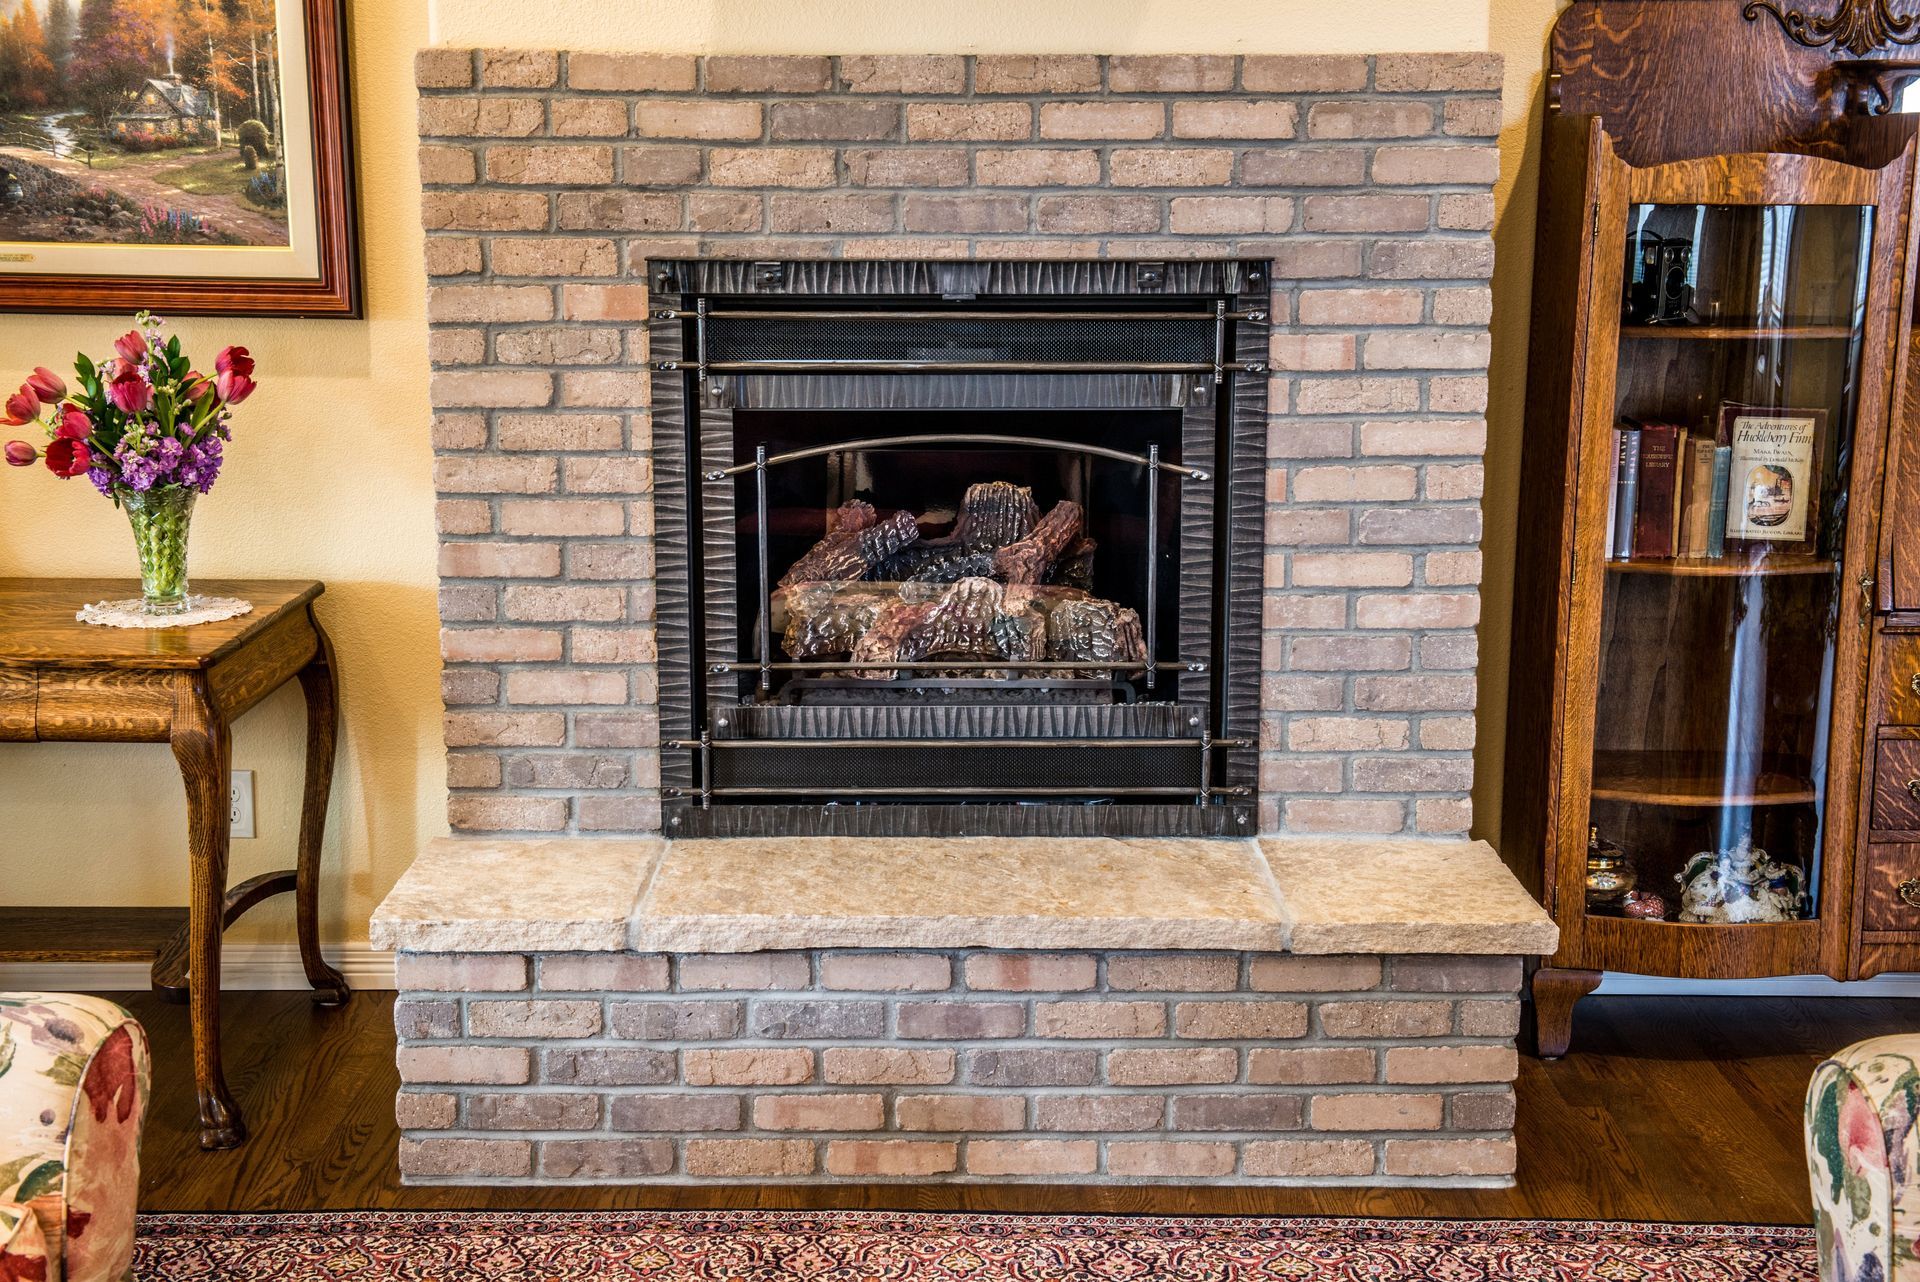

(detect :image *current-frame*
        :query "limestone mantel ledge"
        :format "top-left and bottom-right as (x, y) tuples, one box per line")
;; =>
(369, 836), (1557, 958)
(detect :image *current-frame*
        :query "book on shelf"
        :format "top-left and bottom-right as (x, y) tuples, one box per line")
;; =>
(1630, 420), (1686, 559)
(1611, 426), (1641, 559)
(1718, 402), (1824, 554)
(1677, 436), (1719, 557)
(1704, 444), (1731, 558)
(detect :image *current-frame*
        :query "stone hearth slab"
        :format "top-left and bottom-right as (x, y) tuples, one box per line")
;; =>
(369, 837), (662, 952)
(371, 835), (1556, 957)
(630, 837), (1286, 953)
(1264, 838), (1559, 956)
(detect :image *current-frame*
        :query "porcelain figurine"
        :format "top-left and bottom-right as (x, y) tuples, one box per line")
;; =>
(1621, 889), (1668, 921)
(1674, 836), (1808, 924)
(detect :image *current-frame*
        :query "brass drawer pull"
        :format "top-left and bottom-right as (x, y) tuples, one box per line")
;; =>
(1901, 878), (1920, 909)
(1910, 778), (1920, 801)
(1912, 672), (1920, 697)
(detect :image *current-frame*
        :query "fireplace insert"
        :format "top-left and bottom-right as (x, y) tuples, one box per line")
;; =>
(648, 259), (1269, 837)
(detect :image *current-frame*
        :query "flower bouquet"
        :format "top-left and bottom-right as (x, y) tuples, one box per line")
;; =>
(5, 312), (256, 617)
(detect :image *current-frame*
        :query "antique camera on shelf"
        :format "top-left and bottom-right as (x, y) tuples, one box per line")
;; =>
(1625, 232), (1696, 325)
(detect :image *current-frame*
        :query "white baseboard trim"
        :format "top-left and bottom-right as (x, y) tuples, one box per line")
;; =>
(4, 946), (1920, 999)
(0, 943), (397, 994)
(1595, 971), (1920, 997)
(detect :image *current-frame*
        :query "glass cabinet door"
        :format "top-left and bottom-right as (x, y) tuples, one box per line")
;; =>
(1584, 201), (1870, 926)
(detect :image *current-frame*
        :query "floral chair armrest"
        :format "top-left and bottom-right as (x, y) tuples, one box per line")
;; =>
(0, 994), (150, 1282)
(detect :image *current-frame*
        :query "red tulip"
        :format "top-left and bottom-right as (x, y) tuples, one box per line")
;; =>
(215, 345), (254, 378)
(56, 407), (91, 440)
(182, 370), (215, 403)
(4, 385), (38, 426)
(25, 366), (65, 402)
(105, 363), (153, 414)
(44, 437), (90, 478)
(216, 370), (255, 405)
(113, 330), (147, 363)
(4, 440), (36, 467)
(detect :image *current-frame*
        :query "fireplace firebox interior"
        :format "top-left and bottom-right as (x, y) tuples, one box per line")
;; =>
(650, 260), (1270, 837)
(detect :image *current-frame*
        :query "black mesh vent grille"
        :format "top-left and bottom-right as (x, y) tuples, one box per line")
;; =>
(709, 743), (1202, 795)
(705, 315), (1214, 364)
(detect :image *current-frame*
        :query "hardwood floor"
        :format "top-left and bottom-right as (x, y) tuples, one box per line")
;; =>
(114, 989), (1920, 1222)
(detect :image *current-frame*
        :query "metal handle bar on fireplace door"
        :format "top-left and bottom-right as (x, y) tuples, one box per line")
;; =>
(703, 435), (1208, 481)
(708, 435), (1201, 697)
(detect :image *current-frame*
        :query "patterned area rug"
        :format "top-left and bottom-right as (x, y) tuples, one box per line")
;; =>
(134, 1210), (1815, 1279)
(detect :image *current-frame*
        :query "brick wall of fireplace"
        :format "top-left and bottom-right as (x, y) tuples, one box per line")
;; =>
(417, 50), (1501, 839)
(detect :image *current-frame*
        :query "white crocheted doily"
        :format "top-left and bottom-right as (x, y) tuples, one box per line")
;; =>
(76, 596), (255, 629)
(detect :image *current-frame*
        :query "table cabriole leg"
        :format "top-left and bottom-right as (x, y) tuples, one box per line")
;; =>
(170, 674), (244, 1149)
(296, 611), (349, 1006)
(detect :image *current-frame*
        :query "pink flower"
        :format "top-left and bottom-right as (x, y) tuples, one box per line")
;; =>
(4, 385), (38, 426)
(1842, 1080), (1888, 1175)
(215, 345), (254, 378)
(4, 440), (36, 467)
(182, 370), (215, 403)
(216, 370), (255, 405)
(56, 407), (91, 440)
(43, 437), (90, 478)
(105, 363), (153, 414)
(113, 330), (147, 363)
(25, 366), (65, 402)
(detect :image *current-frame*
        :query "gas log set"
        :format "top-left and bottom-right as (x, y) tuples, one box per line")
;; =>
(772, 481), (1147, 680)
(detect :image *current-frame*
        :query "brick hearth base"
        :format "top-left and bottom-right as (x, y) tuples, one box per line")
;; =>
(375, 836), (1553, 1186)
(395, 947), (1521, 1185)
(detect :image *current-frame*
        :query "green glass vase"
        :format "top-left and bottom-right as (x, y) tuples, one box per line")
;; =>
(122, 485), (196, 616)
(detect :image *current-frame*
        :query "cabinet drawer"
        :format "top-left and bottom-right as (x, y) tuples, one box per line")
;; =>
(1876, 740), (1920, 832)
(1863, 845), (1920, 931)
(1889, 631), (1920, 725)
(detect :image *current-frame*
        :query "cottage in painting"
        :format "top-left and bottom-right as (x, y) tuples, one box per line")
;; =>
(109, 74), (217, 147)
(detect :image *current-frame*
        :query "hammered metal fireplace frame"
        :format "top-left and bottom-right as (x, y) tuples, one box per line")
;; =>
(648, 259), (1271, 838)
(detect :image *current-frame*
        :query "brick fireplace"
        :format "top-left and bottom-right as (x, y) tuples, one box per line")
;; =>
(391, 47), (1542, 1190)
(419, 49), (1501, 840)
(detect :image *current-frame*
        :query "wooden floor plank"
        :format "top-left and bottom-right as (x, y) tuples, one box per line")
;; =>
(103, 989), (1920, 1219)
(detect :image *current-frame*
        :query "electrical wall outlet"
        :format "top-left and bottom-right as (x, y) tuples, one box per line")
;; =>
(230, 770), (256, 839)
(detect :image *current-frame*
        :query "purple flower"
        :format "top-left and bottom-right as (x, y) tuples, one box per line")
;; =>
(87, 465), (114, 496)
(177, 437), (223, 493)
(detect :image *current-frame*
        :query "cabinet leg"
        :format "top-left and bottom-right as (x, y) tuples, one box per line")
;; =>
(172, 679), (244, 1150)
(1531, 967), (1603, 1059)
(296, 613), (349, 1007)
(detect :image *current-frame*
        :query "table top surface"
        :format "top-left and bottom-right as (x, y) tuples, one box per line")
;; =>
(0, 579), (322, 670)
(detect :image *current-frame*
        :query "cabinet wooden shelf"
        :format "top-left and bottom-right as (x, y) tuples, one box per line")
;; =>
(1591, 751), (1820, 806)
(1620, 324), (1853, 340)
(1605, 556), (1836, 577)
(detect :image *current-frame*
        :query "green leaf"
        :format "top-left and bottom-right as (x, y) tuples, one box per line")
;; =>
(0, 1025), (13, 1080)
(14, 1160), (63, 1202)
(1816, 1077), (1846, 1202)
(75, 352), (94, 382)
(0, 1154), (39, 1197)
(42, 1051), (85, 1089)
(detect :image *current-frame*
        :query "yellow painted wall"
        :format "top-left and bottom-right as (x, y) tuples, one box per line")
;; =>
(0, 0), (1561, 956)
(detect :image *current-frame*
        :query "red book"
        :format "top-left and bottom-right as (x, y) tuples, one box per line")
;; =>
(1632, 422), (1685, 559)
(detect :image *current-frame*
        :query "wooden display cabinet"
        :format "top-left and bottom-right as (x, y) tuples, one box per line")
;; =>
(1505, 115), (1918, 1056)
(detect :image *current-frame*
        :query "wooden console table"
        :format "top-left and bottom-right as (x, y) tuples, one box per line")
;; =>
(0, 579), (348, 1149)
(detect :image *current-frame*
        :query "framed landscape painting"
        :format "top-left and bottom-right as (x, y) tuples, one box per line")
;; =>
(0, 0), (358, 316)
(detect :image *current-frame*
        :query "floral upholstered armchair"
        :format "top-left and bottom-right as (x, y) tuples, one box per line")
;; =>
(1808, 1035), (1920, 1282)
(0, 995), (149, 1282)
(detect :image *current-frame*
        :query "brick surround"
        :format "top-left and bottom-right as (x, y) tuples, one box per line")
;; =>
(417, 49), (1502, 838)
(394, 947), (1522, 1185)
